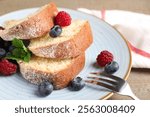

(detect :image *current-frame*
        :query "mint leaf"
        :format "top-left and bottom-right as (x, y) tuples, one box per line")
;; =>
(23, 45), (28, 52)
(23, 52), (31, 62)
(6, 38), (31, 62)
(12, 48), (25, 58)
(12, 38), (28, 52)
(12, 38), (24, 48)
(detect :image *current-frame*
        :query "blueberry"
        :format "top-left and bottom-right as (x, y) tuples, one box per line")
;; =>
(0, 48), (6, 58)
(49, 25), (62, 38)
(69, 77), (85, 91)
(4, 41), (12, 51)
(38, 81), (53, 97)
(8, 45), (15, 52)
(0, 39), (11, 51)
(6, 52), (11, 56)
(104, 61), (119, 74)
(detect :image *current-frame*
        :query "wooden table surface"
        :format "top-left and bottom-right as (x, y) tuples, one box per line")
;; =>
(0, 0), (150, 100)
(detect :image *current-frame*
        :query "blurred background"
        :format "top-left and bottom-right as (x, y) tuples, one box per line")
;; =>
(0, 0), (150, 15)
(0, 0), (150, 100)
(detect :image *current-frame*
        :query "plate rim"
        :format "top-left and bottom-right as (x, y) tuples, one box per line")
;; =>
(100, 25), (132, 100)
(0, 8), (132, 100)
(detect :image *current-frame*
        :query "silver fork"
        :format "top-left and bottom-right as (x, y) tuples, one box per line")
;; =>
(85, 72), (139, 100)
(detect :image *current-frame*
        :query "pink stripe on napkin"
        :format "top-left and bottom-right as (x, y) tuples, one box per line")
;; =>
(101, 9), (106, 20)
(129, 42), (150, 58)
(78, 8), (150, 68)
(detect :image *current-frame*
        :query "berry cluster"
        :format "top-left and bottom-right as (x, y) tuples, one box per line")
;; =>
(49, 11), (72, 38)
(96, 50), (119, 74)
(0, 28), (17, 76)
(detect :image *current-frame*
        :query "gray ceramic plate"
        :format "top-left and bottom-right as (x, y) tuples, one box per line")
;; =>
(0, 8), (132, 100)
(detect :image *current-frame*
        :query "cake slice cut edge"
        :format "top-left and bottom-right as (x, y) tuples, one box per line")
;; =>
(18, 53), (85, 89)
(29, 20), (93, 59)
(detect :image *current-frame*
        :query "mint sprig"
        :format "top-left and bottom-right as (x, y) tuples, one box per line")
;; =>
(6, 38), (31, 62)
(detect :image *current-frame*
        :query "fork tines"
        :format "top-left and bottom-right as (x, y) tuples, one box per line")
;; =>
(86, 72), (126, 92)
(85, 80), (117, 91)
(87, 76), (118, 85)
(90, 72), (124, 82)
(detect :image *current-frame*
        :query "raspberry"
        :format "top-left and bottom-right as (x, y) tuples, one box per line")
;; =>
(0, 59), (17, 76)
(96, 50), (114, 67)
(55, 11), (71, 27)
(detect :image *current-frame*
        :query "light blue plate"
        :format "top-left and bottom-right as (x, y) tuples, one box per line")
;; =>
(0, 8), (132, 100)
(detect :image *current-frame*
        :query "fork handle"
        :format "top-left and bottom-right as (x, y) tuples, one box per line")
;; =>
(116, 93), (140, 100)
(118, 83), (140, 100)
(128, 94), (140, 100)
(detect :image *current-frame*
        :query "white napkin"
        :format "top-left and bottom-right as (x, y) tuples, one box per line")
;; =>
(78, 8), (150, 68)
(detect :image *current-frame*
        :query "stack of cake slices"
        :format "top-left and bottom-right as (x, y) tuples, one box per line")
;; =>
(0, 2), (93, 89)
